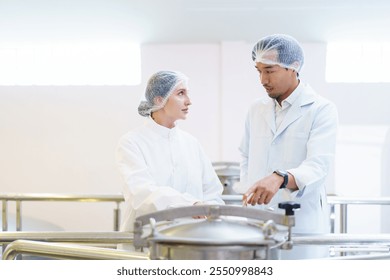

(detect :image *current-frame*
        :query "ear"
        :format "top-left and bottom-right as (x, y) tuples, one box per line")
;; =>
(291, 61), (300, 71)
(153, 96), (164, 106)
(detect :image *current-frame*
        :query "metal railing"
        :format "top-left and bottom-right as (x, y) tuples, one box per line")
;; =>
(2, 193), (390, 234)
(327, 196), (390, 233)
(2, 233), (390, 260)
(0, 231), (133, 245)
(1, 193), (124, 232)
(224, 195), (390, 234)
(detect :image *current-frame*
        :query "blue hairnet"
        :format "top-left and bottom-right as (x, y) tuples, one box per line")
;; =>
(251, 34), (304, 72)
(138, 70), (188, 117)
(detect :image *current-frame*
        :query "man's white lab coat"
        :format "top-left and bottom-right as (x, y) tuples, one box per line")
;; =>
(238, 82), (338, 235)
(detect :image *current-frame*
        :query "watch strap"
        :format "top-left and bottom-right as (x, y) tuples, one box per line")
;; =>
(274, 170), (288, 189)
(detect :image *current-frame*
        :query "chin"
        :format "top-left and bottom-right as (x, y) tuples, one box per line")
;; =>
(267, 92), (278, 99)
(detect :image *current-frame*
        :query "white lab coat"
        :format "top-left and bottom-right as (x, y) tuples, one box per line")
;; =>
(116, 118), (224, 234)
(237, 82), (338, 237)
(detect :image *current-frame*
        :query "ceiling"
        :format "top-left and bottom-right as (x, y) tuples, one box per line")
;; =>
(1, 0), (390, 44)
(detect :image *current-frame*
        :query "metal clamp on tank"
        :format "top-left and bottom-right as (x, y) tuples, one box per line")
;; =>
(133, 204), (299, 260)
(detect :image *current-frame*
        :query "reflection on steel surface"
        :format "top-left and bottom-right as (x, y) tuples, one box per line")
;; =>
(2, 240), (148, 260)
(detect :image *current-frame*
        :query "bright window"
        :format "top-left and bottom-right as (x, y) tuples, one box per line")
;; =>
(326, 42), (390, 83)
(0, 42), (141, 85)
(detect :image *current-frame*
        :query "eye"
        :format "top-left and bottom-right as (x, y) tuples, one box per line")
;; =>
(177, 89), (188, 96)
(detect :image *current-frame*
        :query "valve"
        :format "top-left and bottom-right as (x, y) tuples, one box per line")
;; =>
(278, 201), (300, 216)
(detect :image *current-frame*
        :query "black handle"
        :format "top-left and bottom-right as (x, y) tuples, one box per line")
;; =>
(278, 201), (300, 216)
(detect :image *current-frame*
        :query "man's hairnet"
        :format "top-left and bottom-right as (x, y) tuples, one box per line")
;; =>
(138, 70), (188, 117)
(251, 34), (304, 73)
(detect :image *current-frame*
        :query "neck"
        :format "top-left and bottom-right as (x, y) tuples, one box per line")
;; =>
(151, 111), (175, 129)
(277, 79), (300, 105)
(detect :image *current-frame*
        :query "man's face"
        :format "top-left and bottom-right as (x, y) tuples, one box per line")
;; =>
(255, 62), (298, 102)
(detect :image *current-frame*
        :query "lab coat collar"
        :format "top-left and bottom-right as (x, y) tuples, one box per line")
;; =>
(279, 81), (301, 108)
(264, 82), (317, 139)
(264, 104), (276, 134)
(295, 82), (317, 106)
(146, 117), (178, 138)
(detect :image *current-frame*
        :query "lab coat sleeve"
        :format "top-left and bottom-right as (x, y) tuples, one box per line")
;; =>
(235, 110), (250, 193)
(287, 102), (339, 189)
(116, 136), (199, 216)
(197, 145), (225, 205)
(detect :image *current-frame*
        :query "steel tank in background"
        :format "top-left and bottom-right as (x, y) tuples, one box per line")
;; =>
(213, 162), (240, 195)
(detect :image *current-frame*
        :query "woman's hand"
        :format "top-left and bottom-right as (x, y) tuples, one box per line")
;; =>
(192, 201), (207, 219)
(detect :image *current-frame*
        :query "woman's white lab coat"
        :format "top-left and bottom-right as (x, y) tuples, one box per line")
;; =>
(116, 118), (224, 233)
(238, 82), (338, 235)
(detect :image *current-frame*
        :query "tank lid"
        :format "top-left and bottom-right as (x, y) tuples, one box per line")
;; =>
(150, 218), (277, 246)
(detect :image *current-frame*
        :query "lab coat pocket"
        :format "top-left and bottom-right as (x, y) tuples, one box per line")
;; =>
(283, 132), (309, 163)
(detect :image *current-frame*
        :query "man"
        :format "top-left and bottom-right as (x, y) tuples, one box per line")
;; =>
(237, 34), (338, 259)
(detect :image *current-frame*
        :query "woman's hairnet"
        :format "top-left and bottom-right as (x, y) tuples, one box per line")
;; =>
(138, 70), (188, 117)
(251, 34), (304, 73)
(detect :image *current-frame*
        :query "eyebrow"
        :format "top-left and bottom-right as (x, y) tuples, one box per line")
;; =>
(255, 65), (276, 70)
(174, 87), (187, 93)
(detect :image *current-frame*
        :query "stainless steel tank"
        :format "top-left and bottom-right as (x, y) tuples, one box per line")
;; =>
(133, 203), (299, 260)
(212, 162), (240, 195)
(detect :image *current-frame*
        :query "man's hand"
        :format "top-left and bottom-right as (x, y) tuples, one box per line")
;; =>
(242, 173), (284, 206)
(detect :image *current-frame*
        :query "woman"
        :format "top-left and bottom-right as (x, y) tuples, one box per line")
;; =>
(116, 70), (224, 236)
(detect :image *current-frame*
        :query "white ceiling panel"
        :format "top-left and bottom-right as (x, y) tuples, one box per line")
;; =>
(0, 0), (389, 43)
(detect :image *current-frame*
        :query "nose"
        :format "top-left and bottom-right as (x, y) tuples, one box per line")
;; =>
(260, 73), (268, 85)
(185, 96), (192, 106)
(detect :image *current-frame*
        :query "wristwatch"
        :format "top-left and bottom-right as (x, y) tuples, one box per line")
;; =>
(273, 170), (288, 189)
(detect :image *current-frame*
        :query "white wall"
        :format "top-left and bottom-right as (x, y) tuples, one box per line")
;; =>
(1, 41), (389, 232)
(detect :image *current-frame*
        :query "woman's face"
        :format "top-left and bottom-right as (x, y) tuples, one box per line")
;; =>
(159, 82), (192, 122)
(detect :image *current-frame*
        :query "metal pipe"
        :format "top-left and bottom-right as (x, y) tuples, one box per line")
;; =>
(292, 234), (390, 245)
(291, 234), (390, 258)
(329, 204), (335, 233)
(330, 246), (389, 253)
(0, 193), (124, 202)
(327, 197), (390, 205)
(323, 253), (390, 260)
(2, 200), (7, 231)
(0, 231), (134, 245)
(340, 204), (348, 234)
(16, 201), (21, 231)
(2, 240), (149, 260)
(114, 202), (121, 231)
